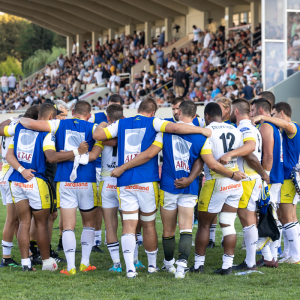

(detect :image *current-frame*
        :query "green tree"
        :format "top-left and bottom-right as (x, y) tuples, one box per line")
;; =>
(0, 56), (23, 77)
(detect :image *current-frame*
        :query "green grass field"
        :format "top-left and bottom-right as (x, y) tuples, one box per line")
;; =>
(0, 201), (300, 300)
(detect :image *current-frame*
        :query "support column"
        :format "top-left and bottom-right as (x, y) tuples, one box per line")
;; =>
(76, 34), (83, 55)
(225, 6), (233, 37)
(92, 32), (100, 51)
(250, 1), (259, 33)
(66, 36), (73, 57)
(145, 21), (152, 46)
(164, 17), (173, 43)
(200, 11), (209, 31)
(108, 28), (115, 41)
(125, 24), (134, 36)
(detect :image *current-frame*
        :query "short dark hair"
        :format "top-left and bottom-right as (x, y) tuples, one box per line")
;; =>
(138, 96), (158, 114)
(23, 105), (40, 120)
(106, 104), (123, 123)
(232, 98), (250, 115)
(178, 101), (197, 118)
(273, 102), (292, 118)
(252, 98), (271, 114)
(259, 91), (275, 106)
(74, 100), (91, 116)
(204, 102), (222, 118)
(171, 97), (184, 106)
(39, 103), (57, 119)
(108, 94), (123, 105)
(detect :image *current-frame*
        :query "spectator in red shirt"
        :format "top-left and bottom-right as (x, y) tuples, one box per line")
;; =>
(202, 55), (209, 74)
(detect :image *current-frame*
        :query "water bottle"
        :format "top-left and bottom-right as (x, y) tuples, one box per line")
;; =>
(235, 270), (264, 276)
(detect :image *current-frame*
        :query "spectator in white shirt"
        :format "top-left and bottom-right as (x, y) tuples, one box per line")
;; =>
(203, 30), (211, 49)
(1, 73), (9, 93)
(219, 70), (228, 85)
(50, 66), (59, 79)
(193, 25), (201, 44)
(293, 34), (300, 48)
(82, 72), (92, 84)
(8, 73), (17, 91)
(167, 57), (178, 70)
(94, 67), (103, 84)
(108, 71), (121, 91)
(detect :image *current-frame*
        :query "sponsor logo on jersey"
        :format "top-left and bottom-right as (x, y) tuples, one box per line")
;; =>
(17, 129), (39, 164)
(64, 182), (88, 188)
(106, 183), (117, 190)
(124, 128), (146, 163)
(219, 182), (242, 192)
(172, 135), (192, 173)
(64, 130), (85, 151)
(14, 182), (34, 189)
(107, 162), (117, 169)
(240, 127), (250, 132)
(125, 184), (150, 192)
(0, 181), (6, 185)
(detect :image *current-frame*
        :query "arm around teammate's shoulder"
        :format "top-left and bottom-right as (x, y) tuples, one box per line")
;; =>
(164, 122), (212, 137)
(19, 118), (52, 132)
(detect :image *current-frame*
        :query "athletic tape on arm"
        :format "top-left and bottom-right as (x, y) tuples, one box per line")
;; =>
(219, 212), (237, 236)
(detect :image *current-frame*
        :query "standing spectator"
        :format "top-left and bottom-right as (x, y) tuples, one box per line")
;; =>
(1, 73), (9, 93)
(147, 53), (155, 73)
(219, 69), (228, 85)
(192, 25), (201, 45)
(202, 55), (210, 74)
(133, 34), (140, 48)
(93, 67), (103, 85)
(108, 71), (121, 91)
(158, 31), (165, 46)
(167, 56), (178, 70)
(173, 66), (186, 97)
(156, 46), (164, 68)
(57, 54), (65, 69)
(8, 73), (17, 91)
(241, 79), (253, 100)
(252, 77), (263, 97)
(203, 30), (211, 48)
(72, 41), (76, 54)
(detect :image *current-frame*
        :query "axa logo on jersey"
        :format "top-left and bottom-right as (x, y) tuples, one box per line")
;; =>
(172, 135), (192, 173)
(17, 130), (39, 164)
(124, 128), (146, 163)
(64, 130), (85, 151)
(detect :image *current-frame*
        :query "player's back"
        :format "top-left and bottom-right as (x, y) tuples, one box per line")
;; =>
(89, 111), (107, 124)
(165, 116), (205, 127)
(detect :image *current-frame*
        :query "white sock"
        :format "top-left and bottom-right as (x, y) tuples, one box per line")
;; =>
(176, 259), (187, 273)
(63, 229), (76, 271)
(282, 227), (289, 257)
(243, 224), (257, 268)
(145, 249), (158, 268)
(194, 253), (205, 268)
(134, 240), (139, 264)
(94, 230), (101, 246)
(107, 241), (120, 265)
(209, 224), (217, 243)
(295, 221), (300, 236)
(81, 227), (95, 266)
(277, 220), (283, 249)
(222, 254), (234, 269)
(2, 240), (13, 256)
(284, 222), (300, 261)
(21, 258), (31, 268)
(121, 234), (136, 272)
(269, 240), (278, 261)
(261, 241), (273, 261)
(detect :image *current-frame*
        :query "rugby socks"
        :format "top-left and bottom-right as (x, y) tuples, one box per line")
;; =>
(178, 231), (192, 261)
(30, 240), (38, 256)
(145, 248), (158, 268)
(94, 230), (101, 246)
(134, 239), (139, 264)
(269, 240), (278, 262)
(209, 224), (217, 243)
(107, 241), (121, 266)
(284, 222), (300, 261)
(243, 225), (258, 267)
(194, 253), (205, 269)
(21, 258), (31, 268)
(121, 234), (136, 272)
(282, 227), (289, 257)
(222, 254), (234, 269)
(162, 236), (175, 262)
(2, 240), (13, 256)
(277, 221), (283, 253)
(261, 241), (273, 261)
(81, 227), (95, 266)
(295, 221), (300, 236)
(62, 229), (76, 271)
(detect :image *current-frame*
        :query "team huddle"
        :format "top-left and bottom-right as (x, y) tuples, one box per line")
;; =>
(0, 91), (299, 278)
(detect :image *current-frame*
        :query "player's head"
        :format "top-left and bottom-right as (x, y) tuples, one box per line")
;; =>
(272, 102), (292, 121)
(38, 103), (57, 120)
(231, 98), (250, 124)
(138, 96), (158, 117)
(108, 94), (123, 106)
(54, 100), (69, 120)
(178, 101), (197, 122)
(258, 91), (275, 107)
(171, 97), (184, 121)
(216, 97), (232, 121)
(23, 105), (40, 120)
(106, 104), (124, 124)
(251, 98), (271, 117)
(73, 100), (92, 121)
(204, 102), (222, 125)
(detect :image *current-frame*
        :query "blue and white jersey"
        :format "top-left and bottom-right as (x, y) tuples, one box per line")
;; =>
(223, 119), (237, 128)
(282, 122), (300, 179)
(159, 122), (208, 195)
(8, 124), (55, 183)
(47, 118), (98, 183)
(103, 114), (169, 187)
(165, 116), (205, 127)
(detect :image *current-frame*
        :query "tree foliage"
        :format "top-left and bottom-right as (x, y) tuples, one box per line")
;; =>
(0, 56), (23, 77)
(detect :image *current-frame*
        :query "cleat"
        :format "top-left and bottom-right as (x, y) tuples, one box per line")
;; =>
(232, 261), (257, 271)
(175, 271), (185, 278)
(108, 263), (122, 272)
(79, 264), (97, 272)
(95, 240), (102, 247)
(161, 264), (176, 273)
(92, 245), (104, 253)
(278, 246), (283, 255)
(60, 268), (76, 275)
(22, 266), (36, 272)
(214, 267), (232, 275)
(256, 256), (277, 268)
(134, 260), (145, 269)
(189, 265), (204, 273)
(148, 265), (159, 273)
(50, 250), (67, 263)
(285, 257), (300, 264)
(256, 250), (262, 255)
(207, 240), (215, 249)
(0, 258), (21, 267)
(194, 219), (198, 225)
(42, 258), (58, 271)
(30, 254), (42, 265)
(137, 240), (143, 247)
(279, 256), (291, 263)
(126, 270), (137, 278)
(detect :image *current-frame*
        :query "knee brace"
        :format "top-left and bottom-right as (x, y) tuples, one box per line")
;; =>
(140, 212), (156, 222)
(122, 213), (139, 220)
(219, 212), (236, 237)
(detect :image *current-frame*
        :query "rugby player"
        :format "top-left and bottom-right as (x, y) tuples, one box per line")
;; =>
(252, 102), (300, 264)
(93, 96), (212, 278)
(19, 101), (103, 275)
(251, 98), (284, 267)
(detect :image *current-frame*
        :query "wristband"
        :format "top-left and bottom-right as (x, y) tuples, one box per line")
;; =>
(264, 170), (270, 176)
(231, 172), (234, 179)
(18, 166), (25, 173)
(73, 149), (79, 156)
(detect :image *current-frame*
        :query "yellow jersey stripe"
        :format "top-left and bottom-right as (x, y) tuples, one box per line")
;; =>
(152, 141), (163, 149)
(200, 149), (212, 155)
(4, 126), (12, 137)
(43, 145), (56, 151)
(103, 128), (112, 139)
(8, 144), (14, 149)
(243, 137), (256, 143)
(160, 121), (170, 133)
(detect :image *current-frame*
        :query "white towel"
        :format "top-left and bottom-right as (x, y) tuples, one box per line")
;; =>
(70, 153), (89, 182)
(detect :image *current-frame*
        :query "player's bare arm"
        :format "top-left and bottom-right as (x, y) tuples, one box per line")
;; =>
(93, 125), (109, 141)
(0, 119), (13, 135)
(19, 118), (51, 132)
(102, 138), (118, 147)
(88, 143), (103, 162)
(260, 123), (274, 171)
(164, 122), (212, 137)
(243, 153), (270, 183)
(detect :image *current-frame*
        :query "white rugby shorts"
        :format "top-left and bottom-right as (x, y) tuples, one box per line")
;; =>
(99, 179), (119, 209)
(96, 167), (101, 185)
(0, 167), (13, 205)
(159, 190), (197, 210)
(269, 183), (282, 205)
(118, 182), (159, 213)
(198, 177), (243, 213)
(239, 177), (262, 212)
(57, 182), (98, 211)
(10, 177), (51, 210)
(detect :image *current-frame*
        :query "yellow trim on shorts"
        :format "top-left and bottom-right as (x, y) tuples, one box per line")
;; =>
(160, 121), (170, 133)
(198, 179), (216, 212)
(36, 178), (51, 209)
(43, 145), (56, 152)
(9, 182), (15, 203)
(243, 137), (256, 143)
(92, 182), (98, 207)
(239, 179), (256, 209)
(117, 187), (121, 209)
(103, 128), (112, 139)
(98, 181), (104, 207)
(280, 179), (296, 204)
(152, 141), (163, 149)
(159, 189), (165, 207)
(8, 144), (14, 149)
(153, 182), (159, 209)
(56, 182), (60, 208)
